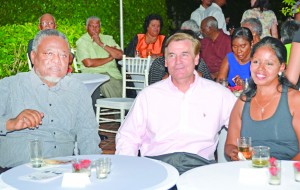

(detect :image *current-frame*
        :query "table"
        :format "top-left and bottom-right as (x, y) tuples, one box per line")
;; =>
(71, 73), (110, 96)
(177, 161), (300, 190)
(0, 155), (179, 190)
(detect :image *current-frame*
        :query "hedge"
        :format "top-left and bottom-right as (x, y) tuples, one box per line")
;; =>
(0, 0), (171, 78)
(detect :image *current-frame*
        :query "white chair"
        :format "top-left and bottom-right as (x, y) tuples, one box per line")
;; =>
(217, 126), (230, 163)
(95, 55), (151, 133)
(71, 48), (80, 73)
(27, 53), (33, 70)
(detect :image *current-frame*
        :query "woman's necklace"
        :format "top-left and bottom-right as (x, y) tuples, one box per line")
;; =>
(254, 93), (277, 115)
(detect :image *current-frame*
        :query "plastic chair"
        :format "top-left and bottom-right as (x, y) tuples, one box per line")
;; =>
(27, 53), (33, 70)
(95, 55), (151, 133)
(217, 126), (230, 163)
(71, 48), (80, 73)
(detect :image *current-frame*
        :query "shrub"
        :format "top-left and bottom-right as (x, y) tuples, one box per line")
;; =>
(0, 0), (170, 78)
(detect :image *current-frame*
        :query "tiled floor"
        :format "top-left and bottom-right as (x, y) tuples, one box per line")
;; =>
(99, 123), (120, 155)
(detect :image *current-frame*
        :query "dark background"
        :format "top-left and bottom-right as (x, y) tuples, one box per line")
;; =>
(166, 0), (288, 33)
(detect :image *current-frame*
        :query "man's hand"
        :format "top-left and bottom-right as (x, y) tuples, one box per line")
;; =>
(6, 109), (44, 132)
(91, 32), (101, 44)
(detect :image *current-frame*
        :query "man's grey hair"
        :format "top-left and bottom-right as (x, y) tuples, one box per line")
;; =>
(86, 16), (101, 28)
(39, 13), (56, 24)
(205, 16), (218, 29)
(32, 29), (70, 52)
(241, 18), (263, 37)
(181, 19), (199, 34)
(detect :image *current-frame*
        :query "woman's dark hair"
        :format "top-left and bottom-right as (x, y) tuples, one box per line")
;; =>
(231, 27), (253, 44)
(242, 37), (296, 101)
(143, 14), (163, 34)
(280, 20), (300, 44)
(253, 0), (271, 12)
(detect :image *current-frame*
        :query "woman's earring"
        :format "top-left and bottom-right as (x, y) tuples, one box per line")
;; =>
(278, 71), (282, 76)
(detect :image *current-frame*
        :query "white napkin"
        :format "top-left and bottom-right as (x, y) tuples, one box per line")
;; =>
(239, 168), (268, 185)
(61, 173), (91, 188)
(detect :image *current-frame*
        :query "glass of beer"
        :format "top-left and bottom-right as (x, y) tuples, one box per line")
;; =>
(252, 146), (270, 168)
(237, 137), (252, 160)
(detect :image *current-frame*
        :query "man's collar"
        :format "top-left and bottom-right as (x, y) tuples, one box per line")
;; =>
(30, 70), (64, 91)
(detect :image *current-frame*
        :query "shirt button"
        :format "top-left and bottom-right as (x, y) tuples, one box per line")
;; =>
(54, 146), (56, 148)
(49, 104), (52, 106)
(53, 132), (56, 135)
(51, 120), (53, 122)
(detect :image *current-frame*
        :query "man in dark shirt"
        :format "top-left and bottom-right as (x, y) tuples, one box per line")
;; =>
(200, 16), (231, 80)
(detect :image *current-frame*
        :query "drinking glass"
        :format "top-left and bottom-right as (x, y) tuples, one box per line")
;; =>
(252, 146), (270, 168)
(237, 137), (252, 160)
(96, 158), (110, 179)
(268, 160), (281, 185)
(294, 162), (300, 182)
(219, 79), (228, 87)
(29, 139), (43, 168)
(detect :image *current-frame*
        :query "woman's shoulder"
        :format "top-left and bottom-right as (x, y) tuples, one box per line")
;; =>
(263, 9), (277, 17)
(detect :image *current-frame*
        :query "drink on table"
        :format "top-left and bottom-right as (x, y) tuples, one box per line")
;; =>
(237, 137), (252, 160)
(252, 146), (270, 168)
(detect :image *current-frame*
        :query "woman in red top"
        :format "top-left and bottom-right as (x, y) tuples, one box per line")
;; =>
(125, 14), (166, 59)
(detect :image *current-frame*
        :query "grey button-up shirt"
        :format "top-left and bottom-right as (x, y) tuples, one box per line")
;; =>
(0, 70), (101, 167)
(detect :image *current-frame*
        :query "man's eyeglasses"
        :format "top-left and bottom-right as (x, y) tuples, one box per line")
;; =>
(40, 21), (55, 27)
(42, 52), (68, 60)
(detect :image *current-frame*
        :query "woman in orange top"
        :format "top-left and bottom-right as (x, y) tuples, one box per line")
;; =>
(125, 14), (166, 59)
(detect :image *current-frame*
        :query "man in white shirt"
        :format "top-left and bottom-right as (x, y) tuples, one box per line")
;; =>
(116, 32), (236, 174)
(190, 0), (213, 28)
(205, 0), (229, 34)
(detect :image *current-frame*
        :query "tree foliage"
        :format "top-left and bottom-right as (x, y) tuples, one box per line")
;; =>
(0, 0), (170, 78)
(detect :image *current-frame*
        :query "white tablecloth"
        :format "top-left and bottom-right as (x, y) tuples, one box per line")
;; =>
(0, 155), (179, 190)
(177, 160), (300, 190)
(71, 73), (110, 96)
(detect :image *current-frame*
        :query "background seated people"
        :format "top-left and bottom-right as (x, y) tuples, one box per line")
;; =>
(200, 16), (231, 80)
(116, 32), (237, 174)
(280, 20), (300, 64)
(27, 13), (73, 73)
(217, 27), (253, 87)
(124, 14), (165, 59)
(285, 29), (300, 85)
(225, 37), (300, 161)
(27, 13), (57, 64)
(180, 19), (201, 38)
(241, 18), (262, 45)
(0, 29), (101, 170)
(293, 1), (300, 22)
(241, 0), (278, 38)
(76, 16), (123, 99)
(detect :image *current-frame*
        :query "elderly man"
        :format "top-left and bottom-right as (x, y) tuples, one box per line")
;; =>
(27, 13), (57, 63)
(241, 18), (262, 45)
(0, 30), (101, 171)
(76, 16), (123, 98)
(116, 32), (236, 174)
(200, 16), (231, 80)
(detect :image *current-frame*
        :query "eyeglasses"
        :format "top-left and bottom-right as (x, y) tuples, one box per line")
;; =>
(40, 21), (55, 27)
(42, 52), (68, 60)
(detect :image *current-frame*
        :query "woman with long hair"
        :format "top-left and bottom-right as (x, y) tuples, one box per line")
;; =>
(225, 37), (300, 161)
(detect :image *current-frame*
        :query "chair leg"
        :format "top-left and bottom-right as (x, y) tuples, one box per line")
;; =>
(120, 109), (125, 124)
(96, 106), (100, 123)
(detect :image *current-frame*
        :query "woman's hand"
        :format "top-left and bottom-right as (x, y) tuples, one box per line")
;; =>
(225, 144), (240, 161)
